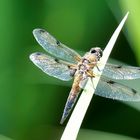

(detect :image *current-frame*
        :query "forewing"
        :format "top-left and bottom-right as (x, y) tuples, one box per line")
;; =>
(103, 63), (140, 79)
(29, 52), (74, 81)
(33, 29), (81, 64)
(95, 77), (140, 101)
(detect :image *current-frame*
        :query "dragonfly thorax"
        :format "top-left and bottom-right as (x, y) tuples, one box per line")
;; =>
(75, 48), (103, 77)
(76, 58), (93, 77)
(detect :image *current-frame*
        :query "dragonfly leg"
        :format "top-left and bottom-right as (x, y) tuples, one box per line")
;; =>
(74, 55), (82, 62)
(86, 70), (100, 78)
(96, 65), (101, 72)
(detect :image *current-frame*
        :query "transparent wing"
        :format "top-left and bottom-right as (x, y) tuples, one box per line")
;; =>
(95, 77), (140, 101)
(29, 52), (75, 81)
(33, 29), (81, 64)
(103, 63), (140, 79)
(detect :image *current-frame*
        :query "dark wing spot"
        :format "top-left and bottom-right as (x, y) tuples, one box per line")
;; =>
(69, 69), (76, 77)
(115, 65), (122, 69)
(131, 88), (137, 94)
(56, 40), (60, 45)
(54, 58), (59, 63)
(68, 65), (76, 77)
(36, 52), (41, 55)
(39, 29), (46, 33)
(107, 80), (115, 84)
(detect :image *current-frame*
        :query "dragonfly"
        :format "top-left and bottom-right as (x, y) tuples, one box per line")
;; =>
(30, 28), (140, 124)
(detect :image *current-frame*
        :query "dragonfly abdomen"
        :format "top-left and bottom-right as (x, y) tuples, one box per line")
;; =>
(60, 75), (82, 124)
(60, 89), (80, 124)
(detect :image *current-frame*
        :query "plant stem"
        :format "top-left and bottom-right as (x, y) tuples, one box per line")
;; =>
(61, 12), (129, 140)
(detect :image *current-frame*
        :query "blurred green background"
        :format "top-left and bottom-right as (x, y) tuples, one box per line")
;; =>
(0, 0), (140, 140)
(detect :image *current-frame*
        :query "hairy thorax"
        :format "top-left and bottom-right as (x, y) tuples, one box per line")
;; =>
(76, 53), (98, 78)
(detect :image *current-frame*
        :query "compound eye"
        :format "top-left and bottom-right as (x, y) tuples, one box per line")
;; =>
(90, 49), (96, 54)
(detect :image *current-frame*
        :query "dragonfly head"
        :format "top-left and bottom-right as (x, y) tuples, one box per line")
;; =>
(90, 47), (103, 61)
